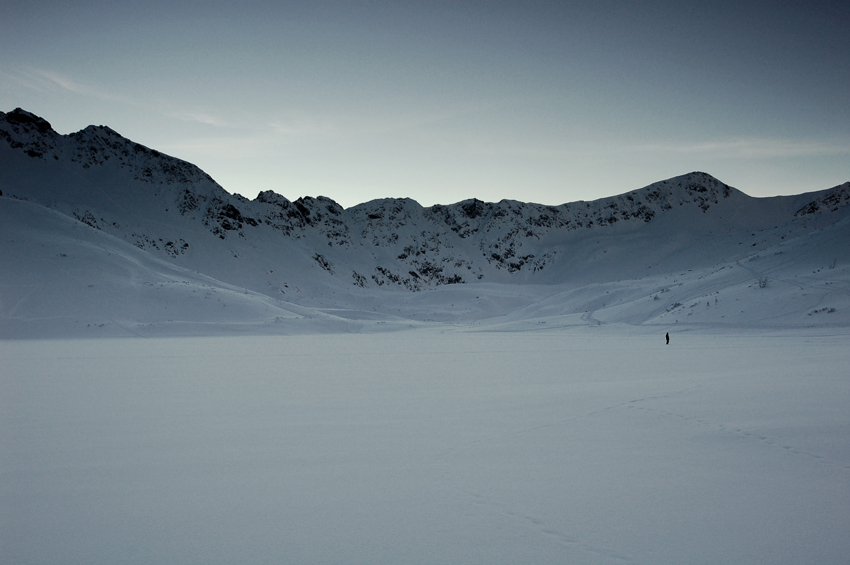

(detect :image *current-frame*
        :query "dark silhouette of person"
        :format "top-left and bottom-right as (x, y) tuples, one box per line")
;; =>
(666, 332), (669, 345)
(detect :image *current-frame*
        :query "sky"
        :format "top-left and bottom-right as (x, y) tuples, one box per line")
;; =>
(2, 0), (849, 208)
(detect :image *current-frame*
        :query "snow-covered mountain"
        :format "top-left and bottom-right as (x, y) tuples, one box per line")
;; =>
(2, 107), (849, 336)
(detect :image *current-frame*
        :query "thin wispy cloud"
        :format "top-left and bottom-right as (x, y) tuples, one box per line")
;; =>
(0, 68), (53, 94)
(266, 110), (445, 139)
(165, 109), (230, 128)
(456, 135), (850, 160)
(5, 66), (233, 130)
(268, 117), (336, 137)
(629, 138), (850, 159)
(158, 135), (272, 159)
(25, 68), (125, 103)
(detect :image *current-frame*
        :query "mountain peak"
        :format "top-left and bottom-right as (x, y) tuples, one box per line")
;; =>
(76, 124), (124, 138)
(795, 181), (850, 216)
(1, 108), (54, 134)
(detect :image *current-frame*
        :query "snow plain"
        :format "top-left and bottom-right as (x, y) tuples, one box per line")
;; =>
(2, 111), (849, 563)
(2, 327), (849, 565)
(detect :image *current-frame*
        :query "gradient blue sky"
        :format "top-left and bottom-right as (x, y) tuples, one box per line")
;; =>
(2, 0), (848, 208)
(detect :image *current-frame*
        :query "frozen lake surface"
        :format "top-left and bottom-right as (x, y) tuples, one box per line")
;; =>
(2, 327), (849, 564)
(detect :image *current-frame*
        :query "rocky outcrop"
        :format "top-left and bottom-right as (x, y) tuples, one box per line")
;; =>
(795, 182), (850, 216)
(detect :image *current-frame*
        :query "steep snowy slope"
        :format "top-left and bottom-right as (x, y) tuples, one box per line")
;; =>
(2, 107), (849, 335)
(0, 197), (392, 338)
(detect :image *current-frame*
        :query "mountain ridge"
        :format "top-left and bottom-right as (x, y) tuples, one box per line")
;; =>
(2, 108), (849, 336)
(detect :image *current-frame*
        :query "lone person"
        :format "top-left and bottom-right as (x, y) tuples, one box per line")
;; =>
(666, 332), (669, 345)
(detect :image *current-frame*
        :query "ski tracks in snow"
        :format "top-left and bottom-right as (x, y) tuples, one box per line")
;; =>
(600, 382), (850, 473)
(461, 489), (634, 564)
(624, 401), (850, 473)
(431, 382), (848, 562)
(429, 386), (706, 564)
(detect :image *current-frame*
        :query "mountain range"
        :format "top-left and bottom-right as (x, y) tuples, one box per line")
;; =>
(1, 107), (848, 337)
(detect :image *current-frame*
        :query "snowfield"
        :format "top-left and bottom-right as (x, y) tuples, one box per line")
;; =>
(2, 108), (849, 563)
(2, 328), (849, 564)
